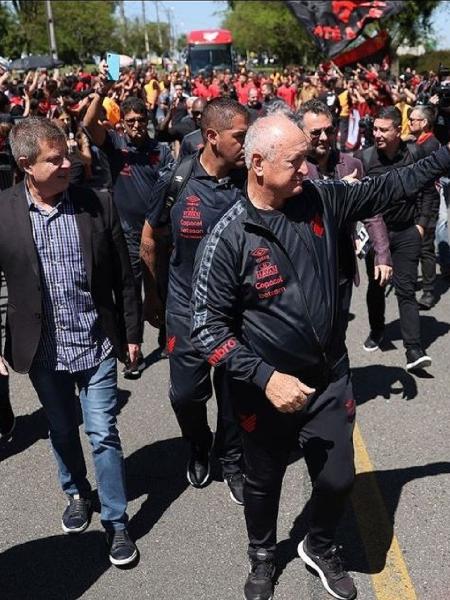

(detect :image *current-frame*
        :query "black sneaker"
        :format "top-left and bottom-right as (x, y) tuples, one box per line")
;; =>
(61, 494), (92, 534)
(417, 291), (435, 310)
(244, 549), (276, 600)
(186, 433), (214, 488)
(225, 472), (245, 505)
(298, 537), (357, 600)
(362, 331), (384, 352)
(106, 528), (138, 566)
(406, 348), (432, 372)
(122, 353), (145, 380)
(0, 397), (15, 441)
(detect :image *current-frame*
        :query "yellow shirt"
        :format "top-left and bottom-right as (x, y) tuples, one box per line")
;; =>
(144, 79), (159, 108)
(339, 90), (350, 118)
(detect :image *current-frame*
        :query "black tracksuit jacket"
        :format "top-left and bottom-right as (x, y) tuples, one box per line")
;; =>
(191, 146), (450, 393)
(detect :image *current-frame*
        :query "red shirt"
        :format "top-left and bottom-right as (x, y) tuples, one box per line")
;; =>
(208, 83), (221, 99)
(193, 81), (209, 99)
(277, 84), (296, 108)
(235, 82), (254, 105)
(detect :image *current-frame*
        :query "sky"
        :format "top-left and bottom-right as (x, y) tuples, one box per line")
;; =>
(123, 0), (450, 50)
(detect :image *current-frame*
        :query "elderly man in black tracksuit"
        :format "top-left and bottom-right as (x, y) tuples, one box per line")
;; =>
(190, 114), (450, 600)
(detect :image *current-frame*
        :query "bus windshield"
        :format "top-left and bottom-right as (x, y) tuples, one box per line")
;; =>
(188, 44), (232, 74)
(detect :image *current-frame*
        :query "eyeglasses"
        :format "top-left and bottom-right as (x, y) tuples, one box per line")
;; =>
(408, 117), (424, 122)
(124, 116), (147, 125)
(192, 111), (203, 117)
(308, 126), (335, 138)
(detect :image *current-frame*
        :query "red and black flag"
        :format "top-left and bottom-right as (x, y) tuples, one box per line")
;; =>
(285, 0), (404, 57)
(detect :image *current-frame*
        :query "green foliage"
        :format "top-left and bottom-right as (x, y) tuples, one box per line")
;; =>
(177, 34), (187, 53)
(378, 0), (440, 49)
(0, 0), (119, 61)
(115, 18), (171, 57)
(222, 0), (319, 67)
(399, 50), (450, 73)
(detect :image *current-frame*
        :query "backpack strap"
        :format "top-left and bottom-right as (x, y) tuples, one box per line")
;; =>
(158, 154), (196, 225)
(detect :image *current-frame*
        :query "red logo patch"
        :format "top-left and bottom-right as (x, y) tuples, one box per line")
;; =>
(186, 195), (201, 207)
(345, 398), (356, 419)
(208, 338), (237, 366)
(239, 413), (257, 433)
(251, 247), (270, 258)
(166, 336), (176, 354)
(311, 213), (325, 237)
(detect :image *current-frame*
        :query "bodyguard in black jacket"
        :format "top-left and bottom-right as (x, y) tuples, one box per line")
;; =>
(190, 114), (450, 600)
(356, 106), (438, 369)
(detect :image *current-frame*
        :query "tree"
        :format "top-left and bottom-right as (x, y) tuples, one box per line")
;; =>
(0, 0), (119, 62)
(382, 0), (440, 49)
(176, 33), (187, 53)
(114, 18), (170, 58)
(222, 1), (319, 67)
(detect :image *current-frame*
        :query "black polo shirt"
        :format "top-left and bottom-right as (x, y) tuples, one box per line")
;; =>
(102, 130), (173, 232)
(149, 156), (242, 313)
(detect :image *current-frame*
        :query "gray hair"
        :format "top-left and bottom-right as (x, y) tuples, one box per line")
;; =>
(244, 114), (296, 169)
(409, 104), (436, 129)
(9, 117), (66, 168)
(264, 100), (298, 122)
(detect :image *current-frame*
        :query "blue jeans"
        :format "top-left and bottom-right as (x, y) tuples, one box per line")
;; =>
(29, 356), (128, 531)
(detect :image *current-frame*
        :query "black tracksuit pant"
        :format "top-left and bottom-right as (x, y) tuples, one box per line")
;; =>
(365, 225), (422, 351)
(420, 227), (437, 294)
(233, 373), (355, 559)
(166, 311), (242, 477)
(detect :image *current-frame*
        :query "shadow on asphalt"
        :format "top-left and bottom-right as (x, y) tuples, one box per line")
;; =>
(0, 530), (110, 600)
(125, 436), (189, 542)
(352, 364), (418, 403)
(0, 407), (48, 462)
(0, 436), (189, 599)
(344, 461), (450, 574)
(383, 315), (450, 351)
(273, 461), (450, 584)
(433, 273), (450, 304)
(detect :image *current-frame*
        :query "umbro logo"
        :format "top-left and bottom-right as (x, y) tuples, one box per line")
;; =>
(251, 247), (269, 258)
(186, 195), (201, 206)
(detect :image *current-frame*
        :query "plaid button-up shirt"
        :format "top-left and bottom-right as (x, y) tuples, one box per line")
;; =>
(26, 185), (112, 372)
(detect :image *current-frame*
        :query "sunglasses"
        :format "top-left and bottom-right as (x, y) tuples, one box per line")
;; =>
(192, 110), (203, 116)
(124, 116), (147, 126)
(308, 126), (335, 138)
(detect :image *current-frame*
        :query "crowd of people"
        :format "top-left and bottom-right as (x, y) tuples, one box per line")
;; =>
(1, 55), (450, 600)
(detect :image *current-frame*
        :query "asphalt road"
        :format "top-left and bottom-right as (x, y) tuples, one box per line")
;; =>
(1, 268), (450, 600)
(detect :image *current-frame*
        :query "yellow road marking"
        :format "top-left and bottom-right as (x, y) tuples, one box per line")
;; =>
(352, 423), (417, 600)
